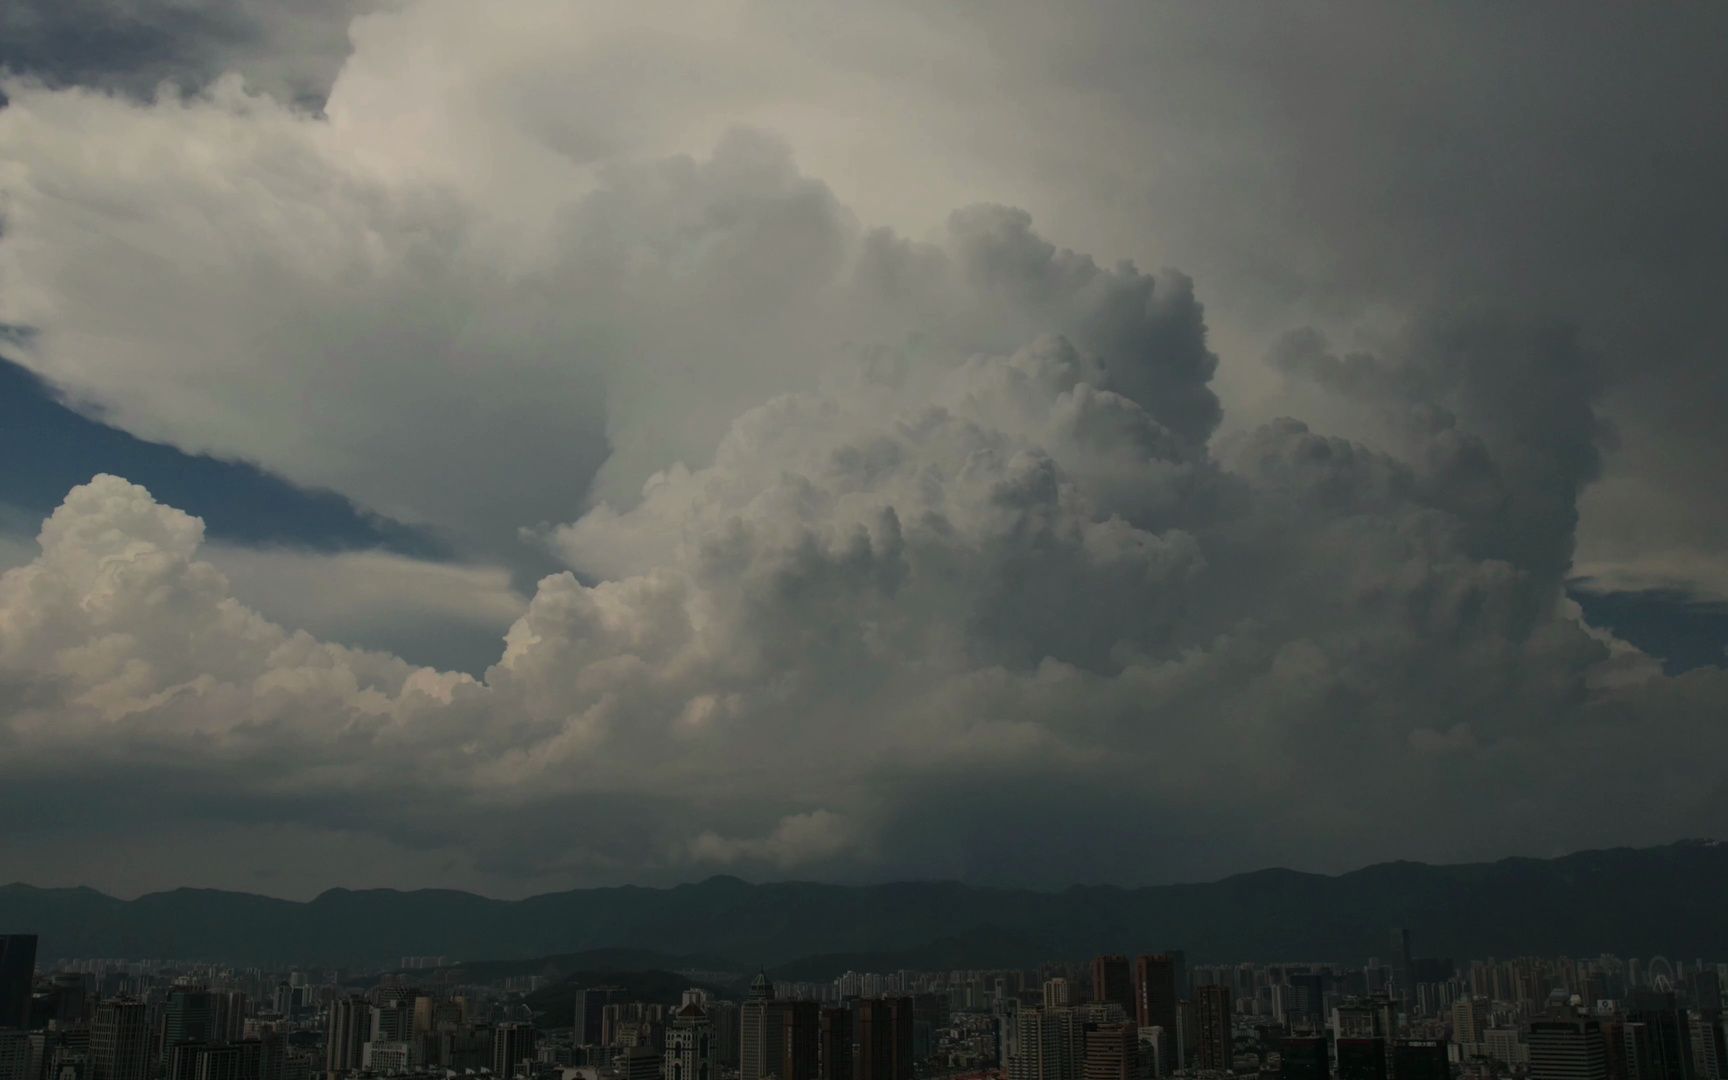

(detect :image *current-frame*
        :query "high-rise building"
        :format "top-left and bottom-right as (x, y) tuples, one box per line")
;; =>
(740, 974), (779, 1080)
(1337, 1039), (1388, 1080)
(0, 937), (38, 1031)
(1135, 956), (1181, 1074)
(1625, 994), (1693, 1080)
(1090, 960), (1134, 1023)
(1334, 995), (1395, 1067)
(611, 1043), (660, 1080)
(855, 998), (914, 1080)
(325, 997), (369, 1076)
(708, 1001), (740, 1070)
(1007, 1006), (1082, 1080)
(0, 1030), (31, 1080)
(362, 1041), (415, 1073)
(1045, 981), (1075, 1010)
(1453, 998), (1488, 1052)
(1483, 1028), (1527, 1068)
(1279, 1037), (1328, 1080)
(1698, 973), (1724, 1015)
(664, 999), (713, 1080)
(909, 995), (948, 1064)
(167, 1040), (211, 1080)
(1529, 1018), (1607, 1080)
(164, 989), (217, 1050)
(1081, 1021), (1137, 1080)
(1690, 1011), (1725, 1080)
(779, 1002), (820, 1080)
(1394, 1040), (1450, 1080)
(214, 994), (248, 1045)
(1390, 931), (1414, 1008)
(491, 1022), (536, 1080)
(1287, 974), (1326, 1034)
(431, 1026), (489, 1072)
(577, 987), (626, 1048)
(192, 1045), (241, 1080)
(1192, 987), (1230, 1072)
(370, 1000), (414, 1045)
(246, 1033), (285, 1080)
(90, 1000), (151, 1080)
(818, 1007), (852, 1080)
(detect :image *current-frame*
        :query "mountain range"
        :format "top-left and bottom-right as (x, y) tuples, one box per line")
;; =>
(3, 841), (1725, 972)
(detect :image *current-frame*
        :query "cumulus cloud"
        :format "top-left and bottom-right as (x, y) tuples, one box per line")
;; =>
(4, 290), (1725, 891)
(2, 1), (1726, 894)
(0, 0), (1239, 561)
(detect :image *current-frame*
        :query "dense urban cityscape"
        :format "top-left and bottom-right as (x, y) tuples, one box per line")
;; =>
(2, 930), (1722, 1080)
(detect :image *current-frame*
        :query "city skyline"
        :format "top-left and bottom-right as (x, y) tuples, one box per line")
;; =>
(6, 923), (1728, 1080)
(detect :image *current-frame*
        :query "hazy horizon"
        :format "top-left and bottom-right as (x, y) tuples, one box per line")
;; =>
(4, 839), (1719, 906)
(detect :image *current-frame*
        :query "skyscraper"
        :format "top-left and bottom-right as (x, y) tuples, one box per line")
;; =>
(576, 987), (626, 1048)
(370, 999), (413, 1044)
(779, 1001), (820, 1080)
(1045, 980), (1074, 1009)
(325, 996), (370, 1076)
(1337, 1039), (1388, 1080)
(1192, 986), (1231, 1072)
(1390, 930), (1414, 1007)
(1081, 1021), (1138, 1080)
(818, 1007), (852, 1080)
(1394, 1040), (1450, 1080)
(1690, 1010), (1725, 1080)
(1287, 973), (1326, 1034)
(90, 999), (151, 1080)
(1007, 1006), (1081, 1080)
(1279, 1037), (1328, 1080)
(855, 998), (914, 1080)
(665, 999), (713, 1080)
(611, 1043), (661, 1080)
(740, 973), (778, 1080)
(1135, 956), (1181, 1074)
(708, 1000), (740, 1070)
(1529, 1017), (1608, 1080)
(1090, 959), (1134, 1022)
(0, 1030), (31, 1080)
(192, 1045), (240, 1080)
(491, 1022), (536, 1079)
(163, 988), (217, 1049)
(1625, 994), (1694, 1080)
(0, 937), (36, 1031)
(1453, 998), (1488, 1053)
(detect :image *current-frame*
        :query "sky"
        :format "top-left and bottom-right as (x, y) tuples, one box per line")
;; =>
(1, 0), (1726, 900)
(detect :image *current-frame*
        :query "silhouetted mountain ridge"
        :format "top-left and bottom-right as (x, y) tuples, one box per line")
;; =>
(4, 841), (1724, 968)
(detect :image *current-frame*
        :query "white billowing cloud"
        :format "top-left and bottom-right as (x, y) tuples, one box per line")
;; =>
(5, 0), (1728, 593)
(3, 1), (1728, 894)
(0, 0), (1254, 566)
(0, 476), (473, 729)
(5, 283), (1727, 892)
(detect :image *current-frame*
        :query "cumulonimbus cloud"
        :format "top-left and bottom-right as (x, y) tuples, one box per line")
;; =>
(0, 1), (1725, 896)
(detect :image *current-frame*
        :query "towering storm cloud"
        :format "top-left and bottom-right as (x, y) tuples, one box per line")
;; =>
(0, 0), (1724, 897)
